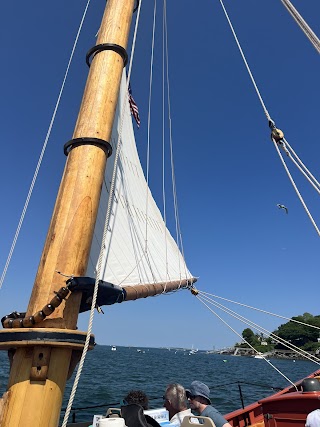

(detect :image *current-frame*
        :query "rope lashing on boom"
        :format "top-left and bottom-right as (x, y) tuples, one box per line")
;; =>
(1, 286), (70, 329)
(1, 277), (125, 328)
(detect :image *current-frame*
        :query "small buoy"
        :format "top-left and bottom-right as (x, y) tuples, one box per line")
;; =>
(223, 359), (227, 363)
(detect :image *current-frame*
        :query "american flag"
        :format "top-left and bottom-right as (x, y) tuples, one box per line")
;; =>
(128, 84), (141, 128)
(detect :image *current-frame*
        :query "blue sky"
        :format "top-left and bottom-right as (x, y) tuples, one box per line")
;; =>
(0, 0), (319, 351)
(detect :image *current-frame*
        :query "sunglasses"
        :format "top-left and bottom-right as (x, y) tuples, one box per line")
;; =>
(187, 394), (197, 400)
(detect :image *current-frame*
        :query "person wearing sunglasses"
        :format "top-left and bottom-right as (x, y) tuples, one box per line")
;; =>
(186, 381), (231, 427)
(163, 383), (195, 427)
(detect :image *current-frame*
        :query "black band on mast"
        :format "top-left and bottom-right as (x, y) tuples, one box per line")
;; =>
(86, 43), (128, 67)
(64, 137), (113, 158)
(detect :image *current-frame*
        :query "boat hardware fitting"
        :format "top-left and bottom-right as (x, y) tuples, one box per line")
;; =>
(271, 127), (285, 142)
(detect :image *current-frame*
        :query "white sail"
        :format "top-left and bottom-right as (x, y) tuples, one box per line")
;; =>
(87, 71), (193, 287)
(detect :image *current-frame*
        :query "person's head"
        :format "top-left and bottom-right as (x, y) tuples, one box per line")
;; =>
(123, 390), (149, 410)
(186, 381), (211, 413)
(163, 383), (187, 419)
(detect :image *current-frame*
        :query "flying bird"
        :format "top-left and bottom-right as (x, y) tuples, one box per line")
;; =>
(277, 204), (288, 214)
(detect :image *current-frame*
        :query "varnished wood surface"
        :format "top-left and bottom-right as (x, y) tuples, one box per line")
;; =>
(1, 1), (135, 426)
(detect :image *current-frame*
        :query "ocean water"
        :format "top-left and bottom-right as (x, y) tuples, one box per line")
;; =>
(0, 346), (317, 424)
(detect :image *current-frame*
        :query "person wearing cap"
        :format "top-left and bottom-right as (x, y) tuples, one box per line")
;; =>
(186, 381), (231, 427)
(163, 383), (195, 427)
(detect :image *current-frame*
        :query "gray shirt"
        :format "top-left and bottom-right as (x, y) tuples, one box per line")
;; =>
(200, 405), (228, 427)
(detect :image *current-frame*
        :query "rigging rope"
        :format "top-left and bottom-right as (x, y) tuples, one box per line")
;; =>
(200, 289), (320, 332)
(145, 0), (157, 255)
(161, 0), (169, 290)
(192, 289), (320, 390)
(0, 0), (92, 290)
(160, 0), (188, 292)
(164, 0), (189, 284)
(86, 0), (189, 291)
(218, 0), (320, 236)
(280, 0), (320, 54)
(61, 1), (144, 425)
(195, 294), (299, 389)
(197, 291), (320, 365)
(217, 0), (271, 122)
(273, 138), (320, 236)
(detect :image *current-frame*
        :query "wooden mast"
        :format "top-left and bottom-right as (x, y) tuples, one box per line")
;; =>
(0, 0), (135, 425)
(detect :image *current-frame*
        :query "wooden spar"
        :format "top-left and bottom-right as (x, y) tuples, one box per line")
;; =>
(123, 278), (198, 301)
(0, 0), (135, 426)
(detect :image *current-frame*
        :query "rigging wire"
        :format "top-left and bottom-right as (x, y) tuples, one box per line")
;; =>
(218, 0), (320, 235)
(282, 139), (320, 192)
(0, 0), (92, 290)
(161, 0), (169, 290)
(217, 0), (271, 122)
(87, 0), (190, 291)
(195, 294), (299, 390)
(164, 0), (189, 285)
(145, 0), (157, 255)
(280, 0), (320, 54)
(273, 139), (320, 236)
(199, 289), (320, 332)
(61, 1), (145, 425)
(197, 291), (320, 365)
(141, 0), (161, 286)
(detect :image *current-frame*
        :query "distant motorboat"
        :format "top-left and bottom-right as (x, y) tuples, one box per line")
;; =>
(253, 352), (264, 359)
(111, 346), (117, 351)
(189, 345), (198, 355)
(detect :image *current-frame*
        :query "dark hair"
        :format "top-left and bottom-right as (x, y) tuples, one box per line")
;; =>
(124, 390), (149, 410)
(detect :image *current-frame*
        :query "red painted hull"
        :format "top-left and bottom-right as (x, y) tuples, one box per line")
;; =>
(224, 369), (320, 427)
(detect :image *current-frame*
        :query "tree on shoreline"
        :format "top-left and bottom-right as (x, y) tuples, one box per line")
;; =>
(237, 313), (320, 353)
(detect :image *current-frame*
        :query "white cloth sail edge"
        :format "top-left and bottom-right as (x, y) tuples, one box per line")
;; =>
(87, 70), (193, 288)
